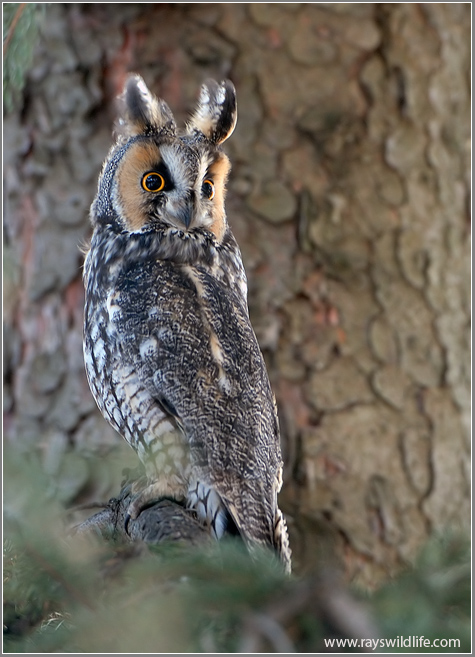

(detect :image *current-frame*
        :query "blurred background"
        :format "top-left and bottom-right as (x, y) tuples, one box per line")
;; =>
(3, 2), (470, 595)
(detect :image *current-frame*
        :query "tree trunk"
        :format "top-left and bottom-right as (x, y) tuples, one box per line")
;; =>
(4, 3), (470, 588)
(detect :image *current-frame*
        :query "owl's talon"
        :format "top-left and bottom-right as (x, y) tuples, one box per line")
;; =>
(124, 480), (180, 524)
(126, 498), (142, 521)
(124, 513), (132, 536)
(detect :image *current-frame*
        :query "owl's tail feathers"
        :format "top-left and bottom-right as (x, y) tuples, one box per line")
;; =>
(274, 508), (292, 575)
(224, 498), (292, 575)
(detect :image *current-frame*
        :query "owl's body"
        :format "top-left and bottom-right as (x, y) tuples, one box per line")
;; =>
(83, 75), (291, 571)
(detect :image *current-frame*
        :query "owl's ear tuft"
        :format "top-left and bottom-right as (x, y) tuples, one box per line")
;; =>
(115, 74), (176, 139)
(186, 79), (237, 145)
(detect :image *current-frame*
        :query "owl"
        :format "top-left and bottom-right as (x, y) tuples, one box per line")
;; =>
(83, 74), (291, 572)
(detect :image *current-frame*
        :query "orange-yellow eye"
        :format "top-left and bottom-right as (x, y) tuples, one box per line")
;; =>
(202, 179), (215, 200)
(142, 172), (165, 192)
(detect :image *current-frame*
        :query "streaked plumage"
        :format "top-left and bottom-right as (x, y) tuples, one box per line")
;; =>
(83, 74), (291, 572)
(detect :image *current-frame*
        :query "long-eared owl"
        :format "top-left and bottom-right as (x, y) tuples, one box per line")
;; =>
(83, 74), (291, 572)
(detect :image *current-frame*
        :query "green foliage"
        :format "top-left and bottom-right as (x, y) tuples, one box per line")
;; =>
(3, 446), (471, 653)
(3, 3), (44, 113)
(370, 532), (471, 653)
(3, 447), (288, 653)
(3, 448), (98, 652)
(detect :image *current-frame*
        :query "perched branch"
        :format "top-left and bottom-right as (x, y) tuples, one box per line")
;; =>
(72, 478), (211, 547)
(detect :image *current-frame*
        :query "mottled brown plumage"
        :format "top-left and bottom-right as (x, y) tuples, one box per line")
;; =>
(83, 74), (291, 572)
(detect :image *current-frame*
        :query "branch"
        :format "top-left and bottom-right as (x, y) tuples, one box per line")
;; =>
(3, 3), (27, 57)
(72, 478), (211, 547)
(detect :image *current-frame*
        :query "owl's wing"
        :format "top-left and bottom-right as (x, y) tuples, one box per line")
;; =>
(155, 264), (284, 544)
(111, 256), (288, 565)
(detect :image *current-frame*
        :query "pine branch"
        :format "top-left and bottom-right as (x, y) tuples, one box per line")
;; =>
(3, 3), (26, 56)
(21, 537), (95, 611)
(72, 477), (211, 547)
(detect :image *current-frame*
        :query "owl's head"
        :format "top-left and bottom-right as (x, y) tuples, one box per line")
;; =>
(91, 74), (237, 243)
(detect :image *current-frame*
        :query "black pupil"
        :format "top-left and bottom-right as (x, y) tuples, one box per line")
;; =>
(146, 174), (162, 191)
(202, 181), (213, 198)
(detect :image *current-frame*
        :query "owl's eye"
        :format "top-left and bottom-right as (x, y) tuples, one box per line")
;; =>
(142, 172), (166, 193)
(202, 179), (215, 200)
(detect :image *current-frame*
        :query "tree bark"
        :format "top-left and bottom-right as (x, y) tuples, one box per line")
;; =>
(4, 3), (470, 588)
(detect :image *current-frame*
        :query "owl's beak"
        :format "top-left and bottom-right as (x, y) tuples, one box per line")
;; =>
(177, 194), (194, 229)
(181, 208), (193, 229)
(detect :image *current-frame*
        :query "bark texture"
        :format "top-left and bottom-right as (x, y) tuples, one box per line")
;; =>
(4, 3), (470, 587)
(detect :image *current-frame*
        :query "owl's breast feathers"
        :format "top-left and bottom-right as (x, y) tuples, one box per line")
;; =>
(84, 224), (284, 547)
